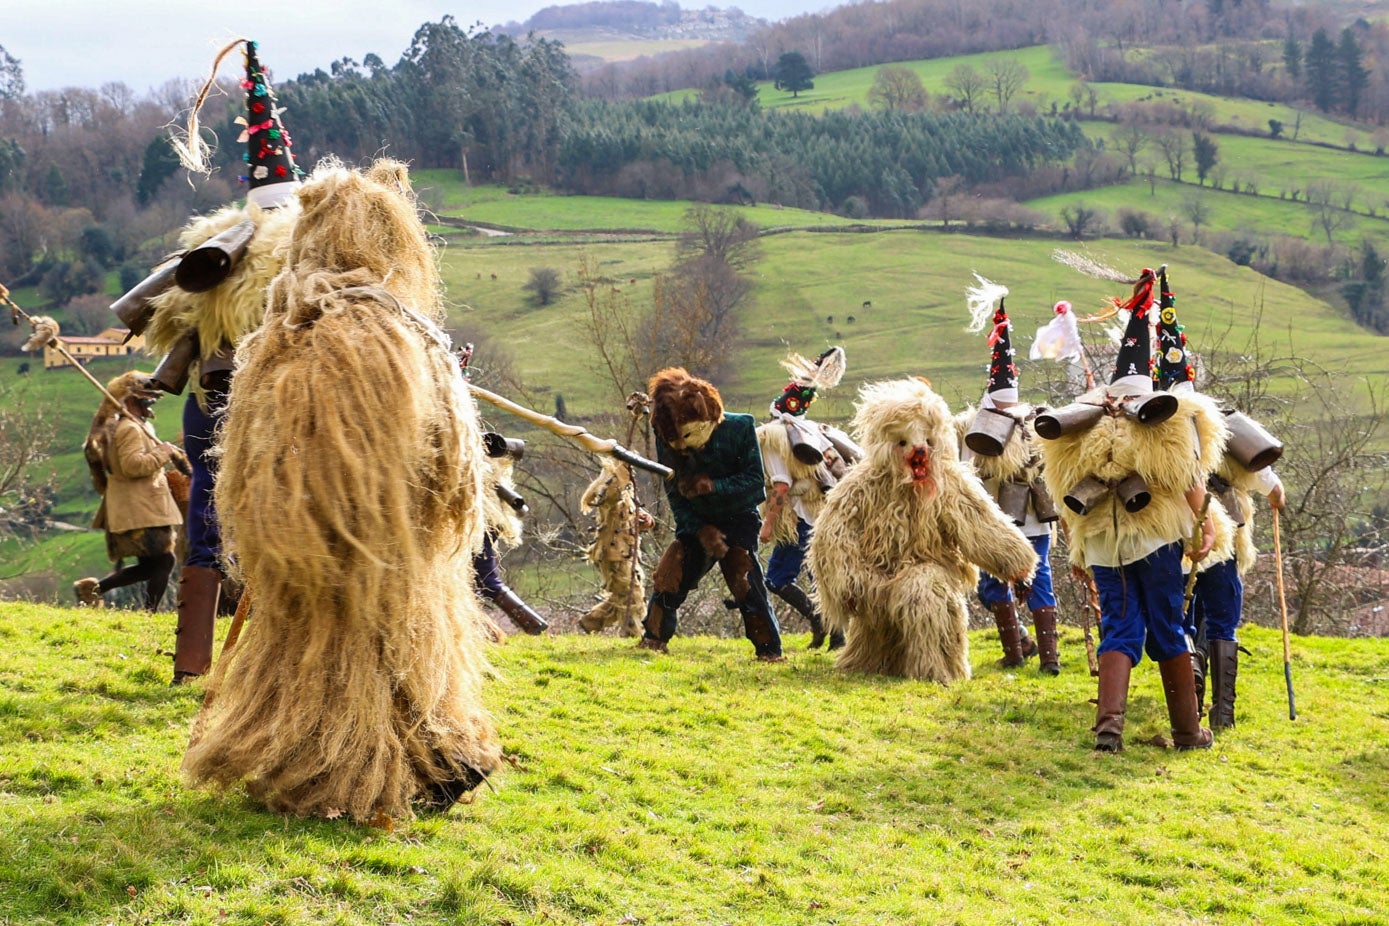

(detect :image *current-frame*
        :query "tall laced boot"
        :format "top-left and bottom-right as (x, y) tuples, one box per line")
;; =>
(990, 600), (1032, 667)
(492, 585), (548, 635)
(1094, 651), (1132, 752)
(773, 583), (826, 649)
(1190, 638), (1208, 718)
(172, 565), (221, 685)
(1031, 606), (1060, 676)
(1207, 639), (1239, 731)
(1159, 652), (1214, 750)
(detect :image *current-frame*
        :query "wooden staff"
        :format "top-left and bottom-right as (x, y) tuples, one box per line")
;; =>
(1272, 506), (1297, 720)
(4, 287), (190, 472)
(1076, 571), (1101, 676)
(468, 382), (672, 479)
(1183, 493), (1214, 616)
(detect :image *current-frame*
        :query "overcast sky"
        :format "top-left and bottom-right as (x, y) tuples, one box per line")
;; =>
(2, 0), (825, 94)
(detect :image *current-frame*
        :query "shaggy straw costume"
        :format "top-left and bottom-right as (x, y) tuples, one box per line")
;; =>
(810, 378), (1037, 683)
(182, 161), (501, 821)
(579, 456), (647, 635)
(1038, 268), (1226, 751)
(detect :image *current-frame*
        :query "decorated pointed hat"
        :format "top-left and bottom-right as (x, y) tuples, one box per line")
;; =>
(1109, 267), (1158, 394)
(965, 274), (1017, 406)
(1152, 266), (1196, 394)
(770, 346), (846, 416)
(238, 41), (300, 208)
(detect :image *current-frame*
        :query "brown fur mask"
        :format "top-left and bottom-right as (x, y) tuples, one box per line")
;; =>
(648, 367), (724, 450)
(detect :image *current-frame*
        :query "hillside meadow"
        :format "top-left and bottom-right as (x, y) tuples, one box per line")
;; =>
(1, 601), (1385, 925)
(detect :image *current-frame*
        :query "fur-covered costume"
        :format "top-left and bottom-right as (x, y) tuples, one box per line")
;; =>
(579, 457), (647, 636)
(1038, 266), (1225, 751)
(809, 378), (1038, 683)
(182, 160), (501, 821)
(72, 372), (183, 611)
(640, 368), (784, 659)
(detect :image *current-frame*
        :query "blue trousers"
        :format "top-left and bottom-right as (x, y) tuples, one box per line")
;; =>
(765, 519), (811, 589)
(1191, 557), (1243, 642)
(473, 533), (505, 597)
(1093, 542), (1190, 666)
(978, 533), (1055, 610)
(181, 392), (225, 570)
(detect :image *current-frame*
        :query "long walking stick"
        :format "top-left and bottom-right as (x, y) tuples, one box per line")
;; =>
(468, 382), (672, 479)
(1076, 572), (1100, 676)
(1272, 507), (1297, 720)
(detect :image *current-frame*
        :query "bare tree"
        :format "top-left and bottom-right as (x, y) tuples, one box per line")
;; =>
(675, 204), (761, 272)
(1154, 129), (1186, 181)
(0, 383), (56, 541)
(867, 65), (928, 113)
(1060, 202), (1104, 239)
(1306, 180), (1355, 244)
(1114, 120), (1151, 175)
(944, 63), (987, 114)
(984, 57), (1029, 114)
(1181, 193), (1211, 244)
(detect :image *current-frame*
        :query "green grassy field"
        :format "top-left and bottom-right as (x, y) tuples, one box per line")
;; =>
(1, 602), (1384, 925)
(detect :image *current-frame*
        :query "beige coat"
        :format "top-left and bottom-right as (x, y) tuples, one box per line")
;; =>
(91, 417), (182, 534)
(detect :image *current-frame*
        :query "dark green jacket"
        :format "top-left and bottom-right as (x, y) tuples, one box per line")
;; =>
(658, 413), (766, 536)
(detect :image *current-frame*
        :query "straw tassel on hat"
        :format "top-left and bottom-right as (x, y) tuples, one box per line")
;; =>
(770, 346), (846, 417)
(1110, 267), (1158, 394)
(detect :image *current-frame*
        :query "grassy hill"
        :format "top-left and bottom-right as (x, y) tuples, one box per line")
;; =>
(1, 602), (1384, 924)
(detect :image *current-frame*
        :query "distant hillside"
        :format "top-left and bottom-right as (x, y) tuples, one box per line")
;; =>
(499, 1), (765, 48)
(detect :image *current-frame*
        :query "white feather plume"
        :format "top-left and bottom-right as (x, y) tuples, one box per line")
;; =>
(964, 272), (1009, 333)
(780, 346), (846, 390)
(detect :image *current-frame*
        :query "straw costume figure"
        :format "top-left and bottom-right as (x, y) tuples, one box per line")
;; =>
(1153, 268), (1285, 731)
(958, 277), (1063, 674)
(579, 454), (652, 636)
(130, 40), (304, 684)
(72, 372), (186, 611)
(181, 160), (502, 821)
(809, 377), (1037, 683)
(756, 347), (852, 650)
(1037, 267), (1226, 752)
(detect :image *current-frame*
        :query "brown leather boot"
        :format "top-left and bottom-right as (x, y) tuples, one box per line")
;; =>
(1207, 639), (1239, 730)
(172, 565), (221, 684)
(491, 585), (548, 635)
(1160, 652), (1214, 750)
(1190, 641), (1208, 718)
(1094, 650), (1132, 752)
(1031, 606), (1060, 676)
(991, 600), (1030, 667)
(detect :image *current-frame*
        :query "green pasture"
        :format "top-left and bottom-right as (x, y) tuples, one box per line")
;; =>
(559, 37), (711, 62)
(1027, 174), (1389, 253)
(412, 169), (871, 233)
(1, 602), (1385, 925)
(432, 224), (1386, 419)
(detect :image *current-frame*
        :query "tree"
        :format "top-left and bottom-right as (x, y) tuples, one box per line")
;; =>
(867, 66), (928, 113)
(523, 266), (563, 306)
(1060, 203), (1103, 239)
(1114, 120), (1151, 175)
(1268, 118), (1283, 139)
(723, 68), (758, 104)
(1337, 28), (1369, 119)
(1305, 28), (1337, 112)
(1341, 240), (1387, 332)
(1192, 132), (1219, 186)
(984, 58), (1029, 115)
(675, 205), (761, 272)
(0, 43), (21, 101)
(1154, 129), (1185, 181)
(136, 135), (180, 206)
(945, 64), (986, 114)
(774, 52), (815, 98)
(1282, 34), (1301, 79)
(1181, 193), (1211, 243)
(1307, 180), (1354, 244)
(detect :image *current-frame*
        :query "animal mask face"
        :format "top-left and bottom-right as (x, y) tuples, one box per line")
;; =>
(852, 378), (956, 493)
(648, 367), (725, 451)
